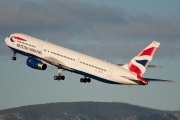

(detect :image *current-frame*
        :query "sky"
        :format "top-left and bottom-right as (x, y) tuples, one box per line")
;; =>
(0, 0), (180, 111)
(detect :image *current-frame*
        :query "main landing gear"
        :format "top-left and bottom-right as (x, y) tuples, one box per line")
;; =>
(80, 77), (91, 83)
(54, 68), (65, 81)
(54, 75), (65, 81)
(11, 51), (16, 60)
(53, 67), (91, 83)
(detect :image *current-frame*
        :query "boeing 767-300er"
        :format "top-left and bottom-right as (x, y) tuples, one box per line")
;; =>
(5, 33), (172, 85)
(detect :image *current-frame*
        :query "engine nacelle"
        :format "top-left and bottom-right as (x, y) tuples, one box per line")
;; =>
(26, 57), (47, 70)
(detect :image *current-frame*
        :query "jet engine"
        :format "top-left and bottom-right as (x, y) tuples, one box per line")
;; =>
(26, 57), (47, 70)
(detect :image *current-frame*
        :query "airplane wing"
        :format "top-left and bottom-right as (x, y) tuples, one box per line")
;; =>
(41, 56), (73, 71)
(26, 52), (72, 71)
(117, 64), (162, 68)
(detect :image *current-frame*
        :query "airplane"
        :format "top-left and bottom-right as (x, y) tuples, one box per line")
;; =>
(5, 33), (173, 85)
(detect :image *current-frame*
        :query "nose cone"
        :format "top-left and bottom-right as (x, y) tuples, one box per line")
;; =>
(5, 37), (9, 45)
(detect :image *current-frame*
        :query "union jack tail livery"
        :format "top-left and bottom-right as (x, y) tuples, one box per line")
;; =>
(122, 41), (160, 77)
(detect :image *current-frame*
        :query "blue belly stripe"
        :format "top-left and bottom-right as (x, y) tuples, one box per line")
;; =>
(73, 69), (121, 84)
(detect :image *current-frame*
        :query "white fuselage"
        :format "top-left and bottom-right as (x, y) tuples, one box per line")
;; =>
(5, 33), (138, 85)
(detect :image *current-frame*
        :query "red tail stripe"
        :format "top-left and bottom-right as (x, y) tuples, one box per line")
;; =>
(128, 62), (142, 76)
(138, 47), (157, 57)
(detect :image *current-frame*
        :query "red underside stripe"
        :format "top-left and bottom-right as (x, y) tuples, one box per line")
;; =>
(137, 76), (148, 85)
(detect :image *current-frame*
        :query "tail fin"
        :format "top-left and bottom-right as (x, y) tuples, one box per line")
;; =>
(122, 41), (160, 77)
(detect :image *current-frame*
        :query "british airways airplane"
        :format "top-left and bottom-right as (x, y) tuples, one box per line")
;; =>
(5, 33), (172, 85)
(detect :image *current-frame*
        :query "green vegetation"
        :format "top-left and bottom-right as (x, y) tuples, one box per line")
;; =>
(0, 102), (179, 120)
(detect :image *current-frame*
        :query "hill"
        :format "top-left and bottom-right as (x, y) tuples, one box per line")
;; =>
(0, 102), (179, 120)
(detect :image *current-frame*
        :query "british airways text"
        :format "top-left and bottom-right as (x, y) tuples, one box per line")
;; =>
(16, 43), (42, 55)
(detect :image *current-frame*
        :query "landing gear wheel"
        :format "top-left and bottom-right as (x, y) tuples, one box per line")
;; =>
(87, 78), (91, 83)
(54, 75), (58, 80)
(84, 79), (87, 83)
(11, 57), (16, 61)
(80, 78), (84, 83)
(80, 78), (91, 83)
(61, 76), (65, 80)
(57, 76), (61, 80)
(54, 75), (65, 81)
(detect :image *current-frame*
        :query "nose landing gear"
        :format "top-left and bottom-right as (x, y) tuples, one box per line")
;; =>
(11, 51), (16, 60)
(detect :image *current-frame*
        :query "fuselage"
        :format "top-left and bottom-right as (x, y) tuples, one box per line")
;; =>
(5, 33), (139, 85)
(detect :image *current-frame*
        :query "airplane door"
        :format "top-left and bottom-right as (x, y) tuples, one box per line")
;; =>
(12, 40), (15, 45)
(107, 68), (113, 77)
(76, 58), (80, 66)
(38, 45), (43, 55)
(39, 45), (43, 51)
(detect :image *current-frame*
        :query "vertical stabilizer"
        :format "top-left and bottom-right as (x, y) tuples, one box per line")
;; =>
(122, 41), (160, 77)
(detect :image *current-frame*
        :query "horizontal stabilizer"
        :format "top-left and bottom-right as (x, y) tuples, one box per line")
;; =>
(147, 65), (162, 68)
(122, 76), (173, 85)
(118, 64), (162, 68)
(144, 78), (174, 82)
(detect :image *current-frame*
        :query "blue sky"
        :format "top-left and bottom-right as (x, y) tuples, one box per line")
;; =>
(0, 0), (180, 111)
